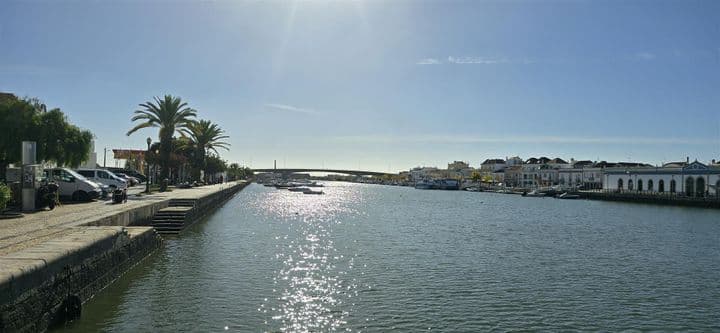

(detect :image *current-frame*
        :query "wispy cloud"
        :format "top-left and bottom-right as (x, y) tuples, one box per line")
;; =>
(634, 52), (656, 61)
(447, 56), (508, 64)
(263, 103), (319, 115)
(330, 134), (711, 146)
(415, 56), (528, 65)
(416, 58), (442, 65)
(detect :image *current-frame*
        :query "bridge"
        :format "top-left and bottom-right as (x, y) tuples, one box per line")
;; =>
(251, 168), (393, 177)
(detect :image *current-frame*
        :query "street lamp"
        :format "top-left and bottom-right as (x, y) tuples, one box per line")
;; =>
(145, 137), (151, 194)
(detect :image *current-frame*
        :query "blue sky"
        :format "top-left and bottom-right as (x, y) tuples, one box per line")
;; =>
(1, 0), (719, 172)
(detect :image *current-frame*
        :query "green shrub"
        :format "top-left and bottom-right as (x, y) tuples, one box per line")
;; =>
(0, 183), (11, 211)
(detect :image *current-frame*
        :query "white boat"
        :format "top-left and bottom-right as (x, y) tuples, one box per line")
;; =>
(523, 190), (546, 197)
(556, 192), (580, 199)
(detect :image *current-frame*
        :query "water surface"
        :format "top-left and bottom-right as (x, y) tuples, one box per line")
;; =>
(54, 182), (720, 332)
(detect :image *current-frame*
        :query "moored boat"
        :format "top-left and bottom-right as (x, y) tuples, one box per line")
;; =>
(288, 187), (310, 192)
(523, 190), (546, 197)
(302, 189), (324, 195)
(556, 192), (580, 199)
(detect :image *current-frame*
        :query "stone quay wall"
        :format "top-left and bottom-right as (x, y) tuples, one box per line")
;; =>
(0, 181), (248, 332)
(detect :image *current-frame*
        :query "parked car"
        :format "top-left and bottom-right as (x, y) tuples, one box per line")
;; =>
(106, 168), (147, 183)
(114, 173), (139, 186)
(76, 169), (128, 190)
(44, 168), (102, 202)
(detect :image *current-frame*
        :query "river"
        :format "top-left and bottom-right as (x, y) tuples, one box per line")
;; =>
(54, 182), (720, 332)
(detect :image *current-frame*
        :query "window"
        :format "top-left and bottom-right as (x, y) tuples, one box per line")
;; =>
(637, 179), (643, 191)
(670, 179), (676, 193)
(658, 179), (664, 192)
(628, 179), (634, 190)
(647, 179), (653, 192)
(78, 170), (94, 178)
(617, 178), (623, 189)
(717, 180), (720, 198)
(99, 171), (109, 179)
(52, 169), (73, 182)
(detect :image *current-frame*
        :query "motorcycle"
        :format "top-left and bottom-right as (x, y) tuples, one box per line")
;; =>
(112, 188), (127, 204)
(37, 181), (60, 210)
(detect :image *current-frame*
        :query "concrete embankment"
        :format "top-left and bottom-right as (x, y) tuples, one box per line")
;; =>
(0, 181), (248, 332)
(582, 191), (720, 209)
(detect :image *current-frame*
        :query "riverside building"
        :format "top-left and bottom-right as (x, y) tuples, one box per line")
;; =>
(603, 160), (720, 197)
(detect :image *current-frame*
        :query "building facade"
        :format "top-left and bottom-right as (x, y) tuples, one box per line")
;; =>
(604, 161), (720, 197)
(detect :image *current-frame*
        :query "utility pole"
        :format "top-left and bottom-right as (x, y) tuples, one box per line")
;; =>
(103, 147), (107, 168)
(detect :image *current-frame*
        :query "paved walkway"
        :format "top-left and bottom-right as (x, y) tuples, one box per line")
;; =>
(0, 182), (239, 256)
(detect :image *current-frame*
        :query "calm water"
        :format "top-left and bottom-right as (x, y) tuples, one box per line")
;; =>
(55, 182), (720, 332)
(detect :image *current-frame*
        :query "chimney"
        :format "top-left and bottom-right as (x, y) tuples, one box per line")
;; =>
(274, 160), (277, 170)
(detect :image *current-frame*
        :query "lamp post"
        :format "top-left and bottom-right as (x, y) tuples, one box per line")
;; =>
(145, 137), (151, 194)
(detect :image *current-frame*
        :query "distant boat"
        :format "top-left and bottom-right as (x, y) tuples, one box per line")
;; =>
(556, 192), (580, 199)
(414, 179), (459, 190)
(288, 187), (310, 192)
(415, 180), (434, 190)
(302, 189), (324, 195)
(523, 190), (546, 197)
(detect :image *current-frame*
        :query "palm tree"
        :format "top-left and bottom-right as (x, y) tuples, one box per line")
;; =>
(181, 119), (230, 181)
(126, 95), (197, 187)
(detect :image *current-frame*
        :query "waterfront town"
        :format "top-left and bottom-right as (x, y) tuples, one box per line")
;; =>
(306, 157), (720, 198)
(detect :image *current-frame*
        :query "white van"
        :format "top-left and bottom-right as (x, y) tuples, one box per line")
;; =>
(44, 168), (102, 201)
(76, 169), (128, 190)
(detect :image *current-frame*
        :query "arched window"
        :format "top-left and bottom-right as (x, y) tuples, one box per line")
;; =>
(685, 177), (695, 197)
(647, 179), (654, 192)
(628, 179), (634, 190)
(658, 179), (665, 193)
(696, 177), (705, 197)
(617, 178), (624, 189)
(670, 179), (676, 193)
(637, 179), (643, 191)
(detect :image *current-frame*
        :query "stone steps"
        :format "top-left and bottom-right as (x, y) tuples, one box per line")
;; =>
(150, 201), (197, 235)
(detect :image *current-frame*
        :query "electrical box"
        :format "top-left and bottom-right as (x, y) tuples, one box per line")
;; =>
(22, 164), (42, 211)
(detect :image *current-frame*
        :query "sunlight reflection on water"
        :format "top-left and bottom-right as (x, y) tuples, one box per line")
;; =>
(249, 183), (363, 332)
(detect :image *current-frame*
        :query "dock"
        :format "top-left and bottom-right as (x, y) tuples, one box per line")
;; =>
(0, 181), (249, 332)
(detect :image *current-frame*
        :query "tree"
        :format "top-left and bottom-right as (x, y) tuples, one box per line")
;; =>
(204, 154), (227, 182)
(470, 170), (482, 183)
(227, 163), (252, 181)
(36, 108), (93, 167)
(180, 119), (230, 181)
(0, 97), (37, 177)
(0, 96), (93, 178)
(126, 95), (196, 189)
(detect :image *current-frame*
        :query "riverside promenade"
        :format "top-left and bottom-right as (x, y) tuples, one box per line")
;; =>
(0, 182), (247, 332)
(0, 182), (240, 256)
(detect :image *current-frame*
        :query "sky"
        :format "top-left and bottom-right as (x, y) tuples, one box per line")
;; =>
(1, 0), (719, 172)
